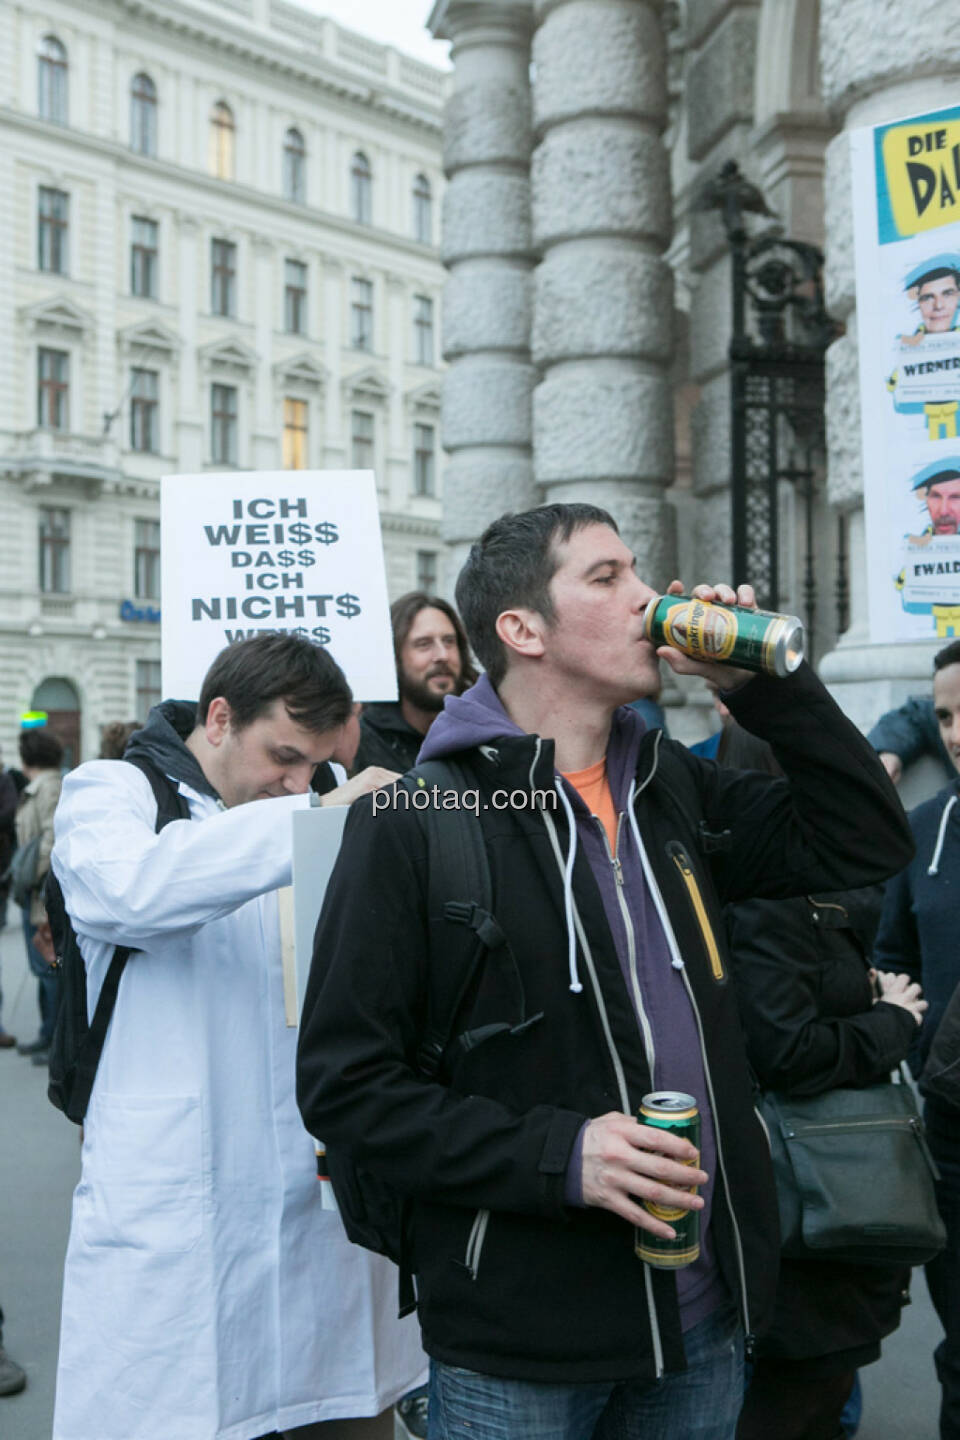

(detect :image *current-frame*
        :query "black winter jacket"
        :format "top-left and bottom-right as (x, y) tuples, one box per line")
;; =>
(297, 663), (914, 1384)
(875, 780), (960, 1085)
(726, 890), (915, 1365)
(354, 702), (424, 774)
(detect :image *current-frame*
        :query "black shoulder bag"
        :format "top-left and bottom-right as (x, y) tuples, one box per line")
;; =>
(760, 1065), (945, 1267)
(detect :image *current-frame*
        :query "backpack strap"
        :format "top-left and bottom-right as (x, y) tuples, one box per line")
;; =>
(124, 754), (193, 825)
(389, 757), (493, 1313)
(51, 756), (191, 1122)
(402, 758), (495, 1081)
(64, 936), (136, 1123)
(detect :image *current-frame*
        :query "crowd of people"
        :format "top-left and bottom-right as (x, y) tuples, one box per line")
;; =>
(1, 501), (959, 1440)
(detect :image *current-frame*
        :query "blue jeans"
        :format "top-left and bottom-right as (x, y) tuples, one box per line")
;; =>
(428, 1302), (744, 1440)
(22, 905), (59, 1045)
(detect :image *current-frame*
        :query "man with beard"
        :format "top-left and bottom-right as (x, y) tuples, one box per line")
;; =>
(923, 467), (960, 538)
(354, 592), (477, 774)
(904, 460), (960, 545)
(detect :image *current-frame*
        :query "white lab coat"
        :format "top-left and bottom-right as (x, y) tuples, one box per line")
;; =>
(50, 760), (426, 1440)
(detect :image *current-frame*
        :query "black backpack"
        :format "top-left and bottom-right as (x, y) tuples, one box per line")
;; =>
(322, 758), (536, 1316)
(46, 755), (191, 1123)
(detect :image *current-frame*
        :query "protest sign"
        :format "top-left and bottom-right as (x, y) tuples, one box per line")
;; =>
(852, 104), (960, 643)
(161, 470), (397, 700)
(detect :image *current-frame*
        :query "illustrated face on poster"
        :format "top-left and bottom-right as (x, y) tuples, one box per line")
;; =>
(885, 251), (960, 427)
(853, 103), (960, 643)
(897, 457), (960, 615)
(160, 470), (398, 702)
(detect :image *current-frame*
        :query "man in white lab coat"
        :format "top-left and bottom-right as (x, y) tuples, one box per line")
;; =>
(50, 633), (426, 1440)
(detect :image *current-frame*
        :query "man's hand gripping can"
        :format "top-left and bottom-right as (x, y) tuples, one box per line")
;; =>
(643, 595), (803, 677)
(634, 1091), (701, 1270)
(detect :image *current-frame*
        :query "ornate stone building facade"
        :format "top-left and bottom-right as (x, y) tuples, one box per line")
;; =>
(429, 0), (960, 751)
(0, 0), (448, 763)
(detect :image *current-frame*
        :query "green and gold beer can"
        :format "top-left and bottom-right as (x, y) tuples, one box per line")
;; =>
(643, 594), (803, 678)
(634, 1091), (701, 1270)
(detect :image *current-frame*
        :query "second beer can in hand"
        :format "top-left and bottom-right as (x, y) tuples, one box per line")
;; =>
(634, 1091), (701, 1270)
(643, 594), (803, 678)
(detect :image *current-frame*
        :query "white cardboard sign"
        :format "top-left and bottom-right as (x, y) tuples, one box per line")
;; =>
(290, 805), (350, 1021)
(161, 470), (397, 702)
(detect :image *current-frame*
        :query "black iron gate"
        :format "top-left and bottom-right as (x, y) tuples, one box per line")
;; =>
(703, 161), (843, 658)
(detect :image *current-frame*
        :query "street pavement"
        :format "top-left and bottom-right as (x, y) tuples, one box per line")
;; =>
(0, 921), (945, 1439)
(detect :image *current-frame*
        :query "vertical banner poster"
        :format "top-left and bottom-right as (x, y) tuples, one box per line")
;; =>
(160, 470), (397, 701)
(853, 105), (960, 644)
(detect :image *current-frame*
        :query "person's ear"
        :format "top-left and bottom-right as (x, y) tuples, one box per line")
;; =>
(204, 696), (233, 748)
(495, 608), (546, 664)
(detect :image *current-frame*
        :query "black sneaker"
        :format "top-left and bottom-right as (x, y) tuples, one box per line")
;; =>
(0, 1346), (26, 1396)
(396, 1383), (429, 1439)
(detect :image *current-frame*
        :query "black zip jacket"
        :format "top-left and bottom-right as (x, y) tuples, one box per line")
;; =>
(296, 662), (914, 1384)
(354, 702), (425, 774)
(727, 891), (917, 1098)
(726, 890), (914, 1364)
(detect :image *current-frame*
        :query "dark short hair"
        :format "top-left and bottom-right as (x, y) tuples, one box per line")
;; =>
(19, 728), (63, 769)
(455, 503), (618, 685)
(934, 640), (960, 673)
(197, 633), (353, 734)
(391, 591), (478, 688)
(915, 266), (960, 294)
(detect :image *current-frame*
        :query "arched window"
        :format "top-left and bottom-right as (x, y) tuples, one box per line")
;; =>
(209, 101), (235, 181)
(130, 73), (157, 156)
(283, 127), (305, 204)
(351, 150), (372, 225)
(412, 173), (432, 244)
(38, 35), (68, 124)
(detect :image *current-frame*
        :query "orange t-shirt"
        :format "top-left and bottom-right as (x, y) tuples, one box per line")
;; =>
(562, 757), (618, 854)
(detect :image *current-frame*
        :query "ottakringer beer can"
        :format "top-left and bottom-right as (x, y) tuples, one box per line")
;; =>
(643, 594), (803, 678)
(634, 1091), (702, 1270)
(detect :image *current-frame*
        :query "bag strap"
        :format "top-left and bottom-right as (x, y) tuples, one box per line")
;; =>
(59, 756), (190, 1121)
(402, 758), (495, 1081)
(124, 754), (193, 825)
(390, 757), (493, 1312)
(66, 939), (136, 1122)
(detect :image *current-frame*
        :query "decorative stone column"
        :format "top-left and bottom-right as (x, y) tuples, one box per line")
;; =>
(321, 257), (344, 467)
(817, 1), (960, 772)
(386, 273), (408, 509)
(175, 218), (203, 471)
(251, 238), (274, 469)
(530, 0), (675, 586)
(428, 0), (538, 584)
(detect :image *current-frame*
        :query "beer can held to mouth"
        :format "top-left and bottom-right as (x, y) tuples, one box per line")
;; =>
(643, 594), (803, 678)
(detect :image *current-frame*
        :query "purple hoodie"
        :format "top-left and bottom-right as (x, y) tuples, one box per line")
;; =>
(419, 675), (728, 1332)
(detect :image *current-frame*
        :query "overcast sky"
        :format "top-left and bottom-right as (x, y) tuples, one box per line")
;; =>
(297, 0), (451, 68)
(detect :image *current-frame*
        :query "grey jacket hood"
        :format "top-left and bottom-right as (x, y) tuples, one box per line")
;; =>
(124, 701), (220, 802)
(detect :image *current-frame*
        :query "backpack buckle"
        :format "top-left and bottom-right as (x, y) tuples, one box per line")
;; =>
(443, 901), (505, 951)
(417, 1038), (445, 1080)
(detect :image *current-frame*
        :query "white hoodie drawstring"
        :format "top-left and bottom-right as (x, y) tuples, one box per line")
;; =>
(553, 781), (584, 994)
(928, 793), (958, 876)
